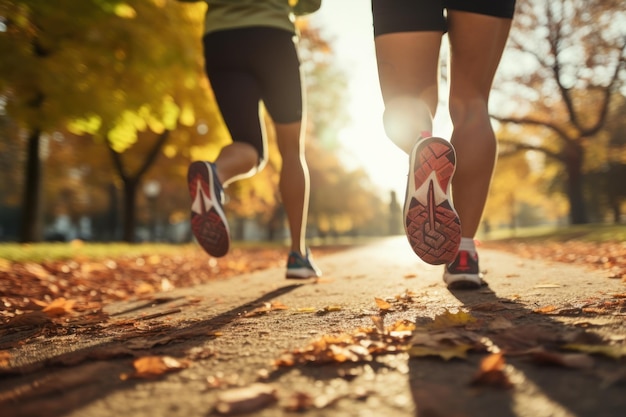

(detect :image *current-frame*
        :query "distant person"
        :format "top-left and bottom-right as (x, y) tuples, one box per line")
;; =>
(371, 1), (516, 288)
(179, 0), (322, 279)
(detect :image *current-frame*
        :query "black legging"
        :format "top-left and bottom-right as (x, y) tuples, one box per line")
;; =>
(203, 26), (303, 162)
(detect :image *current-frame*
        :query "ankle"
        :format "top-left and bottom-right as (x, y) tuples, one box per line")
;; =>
(458, 237), (477, 254)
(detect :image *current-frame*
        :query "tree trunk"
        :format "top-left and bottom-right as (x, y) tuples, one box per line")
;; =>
(107, 130), (170, 243)
(19, 128), (42, 242)
(121, 177), (138, 243)
(611, 202), (621, 224)
(564, 143), (588, 225)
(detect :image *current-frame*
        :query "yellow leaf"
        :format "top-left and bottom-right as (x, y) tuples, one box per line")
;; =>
(114, 3), (137, 19)
(67, 115), (102, 135)
(431, 309), (477, 329)
(179, 103), (195, 126)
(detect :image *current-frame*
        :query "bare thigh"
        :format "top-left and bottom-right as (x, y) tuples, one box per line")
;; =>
(447, 10), (513, 108)
(374, 32), (442, 113)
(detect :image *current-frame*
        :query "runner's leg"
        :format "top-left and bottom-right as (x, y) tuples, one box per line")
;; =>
(446, 11), (513, 238)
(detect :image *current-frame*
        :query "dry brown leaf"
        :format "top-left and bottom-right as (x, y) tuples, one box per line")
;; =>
(375, 297), (392, 311)
(0, 350), (11, 368)
(214, 383), (278, 415)
(122, 356), (190, 379)
(471, 353), (512, 388)
(24, 263), (49, 279)
(41, 298), (77, 317)
(534, 305), (557, 314)
(244, 301), (290, 317)
(370, 315), (385, 334)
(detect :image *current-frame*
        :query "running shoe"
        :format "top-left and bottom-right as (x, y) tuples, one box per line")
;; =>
(443, 250), (483, 289)
(286, 248), (321, 279)
(187, 161), (230, 257)
(404, 137), (461, 265)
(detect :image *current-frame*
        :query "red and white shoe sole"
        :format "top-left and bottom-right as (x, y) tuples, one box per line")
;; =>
(187, 161), (230, 258)
(404, 137), (461, 265)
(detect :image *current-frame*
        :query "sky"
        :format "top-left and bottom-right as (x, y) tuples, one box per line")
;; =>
(309, 3), (405, 202)
(309, 2), (453, 203)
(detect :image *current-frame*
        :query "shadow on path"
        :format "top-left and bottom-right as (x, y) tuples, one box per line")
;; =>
(407, 285), (624, 417)
(0, 283), (305, 417)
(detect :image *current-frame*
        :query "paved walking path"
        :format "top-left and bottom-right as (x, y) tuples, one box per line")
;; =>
(2, 237), (625, 417)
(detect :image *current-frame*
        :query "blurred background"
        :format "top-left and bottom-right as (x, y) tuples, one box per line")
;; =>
(0, 0), (624, 245)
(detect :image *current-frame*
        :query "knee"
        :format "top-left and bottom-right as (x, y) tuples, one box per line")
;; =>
(449, 95), (490, 129)
(382, 97), (432, 153)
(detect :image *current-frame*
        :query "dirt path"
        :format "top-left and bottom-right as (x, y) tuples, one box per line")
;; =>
(1, 237), (625, 417)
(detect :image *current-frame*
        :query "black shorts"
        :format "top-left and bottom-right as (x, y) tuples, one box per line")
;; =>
(203, 27), (303, 158)
(372, 0), (516, 37)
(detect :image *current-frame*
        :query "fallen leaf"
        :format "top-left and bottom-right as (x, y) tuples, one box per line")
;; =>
(122, 356), (190, 379)
(316, 305), (342, 315)
(375, 297), (392, 311)
(0, 350), (10, 368)
(215, 383), (278, 415)
(431, 309), (477, 329)
(471, 353), (512, 388)
(39, 297), (77, 317)
(24, 263), (49, 279)
(370, 315), (385, 334)
(244, 301), (289, 317)
(534, 305), (557, 314)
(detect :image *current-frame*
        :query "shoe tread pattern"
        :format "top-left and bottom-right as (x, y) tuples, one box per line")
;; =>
(406, 139), (461, 265)
(188, 162), (229, 257)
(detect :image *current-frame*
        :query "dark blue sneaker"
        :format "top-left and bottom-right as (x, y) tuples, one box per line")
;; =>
(443, 250), (483, 289)
(187, 161), (230, 257)
(286, 248), (321, 279)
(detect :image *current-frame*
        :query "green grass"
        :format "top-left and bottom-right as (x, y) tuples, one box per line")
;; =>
(0, 242), (199, 263)
(483, 223), (626, 244)
(1, 226), (622, 262)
